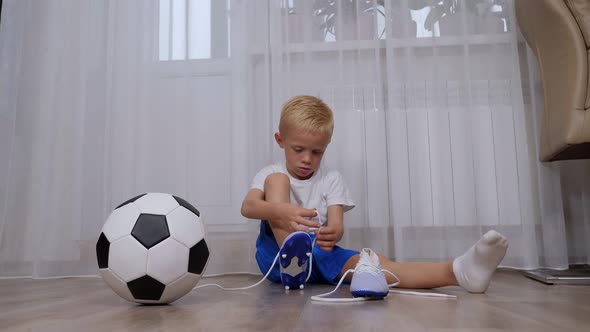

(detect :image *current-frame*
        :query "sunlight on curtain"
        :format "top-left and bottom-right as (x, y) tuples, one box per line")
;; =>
(158, 0), (231, 61)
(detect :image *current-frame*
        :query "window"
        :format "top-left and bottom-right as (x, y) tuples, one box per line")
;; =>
(158, 0), (231, 61)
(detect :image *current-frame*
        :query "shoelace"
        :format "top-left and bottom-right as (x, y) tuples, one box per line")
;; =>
(194, 245), (456, 300)
(195, 243), (455, 301)
(194, 235), (315, 291)
(311, 266), (457, 302)
(355, 259), (387, 275)
(310, 266), (400, 302)
(194, 209), (457, 300)
(195, 209), (325, 291)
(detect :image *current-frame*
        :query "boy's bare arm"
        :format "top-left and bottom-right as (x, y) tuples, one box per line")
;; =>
(240, 189), (319, 233)
(314, 204), (344, 251)
(240, 189), (273, 220)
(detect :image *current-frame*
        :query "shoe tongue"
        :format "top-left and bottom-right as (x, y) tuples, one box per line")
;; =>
(357, 250), (381, 274)
(361, 248), (378, 264)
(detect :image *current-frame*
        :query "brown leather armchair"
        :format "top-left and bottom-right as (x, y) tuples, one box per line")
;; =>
(516, 0), (590, 161)
(517, 0), (590, 286)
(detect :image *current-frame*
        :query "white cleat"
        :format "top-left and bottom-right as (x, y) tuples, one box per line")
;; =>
(281, 254), (287, 259)
(306, 252), (311, 257)
(299, 284), (304, 289)
(350, 248), (390, 299)
(285, 285), (290, 290)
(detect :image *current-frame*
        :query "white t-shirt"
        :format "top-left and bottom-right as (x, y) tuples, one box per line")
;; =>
(250, 161), (355, 226)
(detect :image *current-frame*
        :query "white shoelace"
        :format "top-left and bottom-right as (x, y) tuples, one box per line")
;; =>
(310, 265), (400, 302)
(195, 210), (325, 291)
(194, 236), (315, 291)
(310, 266), (457, 302)
(194, 209), (457, 300)
(195, 246), (456, 301)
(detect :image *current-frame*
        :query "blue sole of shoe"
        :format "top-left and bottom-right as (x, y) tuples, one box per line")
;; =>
(279, 232), (312, 289)
(350, 290), (388, 300)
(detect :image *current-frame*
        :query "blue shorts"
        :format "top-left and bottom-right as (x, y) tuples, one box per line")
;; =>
(255, 221), (359, 285)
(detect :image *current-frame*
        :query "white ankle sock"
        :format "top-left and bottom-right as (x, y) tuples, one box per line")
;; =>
(452, 230), (509, 293)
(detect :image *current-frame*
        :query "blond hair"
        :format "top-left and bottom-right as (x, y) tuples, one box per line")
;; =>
(279, 95), (334, 138)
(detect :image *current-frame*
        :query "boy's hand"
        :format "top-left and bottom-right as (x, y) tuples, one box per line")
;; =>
(314, 225), (342, 252)
(271, 203), (319, 234)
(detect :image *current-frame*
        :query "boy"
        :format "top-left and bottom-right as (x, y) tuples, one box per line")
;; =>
(241, 95), (508, 297)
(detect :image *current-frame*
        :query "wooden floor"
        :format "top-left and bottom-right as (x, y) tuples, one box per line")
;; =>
(1, 269), (590, 331)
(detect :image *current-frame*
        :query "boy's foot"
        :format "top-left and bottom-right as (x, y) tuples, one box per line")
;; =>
(350, 248), (389, 299)
(453, 230), (509, 293)
(279, 231), (312, 290)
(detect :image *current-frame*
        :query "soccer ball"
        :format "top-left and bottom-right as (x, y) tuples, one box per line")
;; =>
(96, 193), (209, 304)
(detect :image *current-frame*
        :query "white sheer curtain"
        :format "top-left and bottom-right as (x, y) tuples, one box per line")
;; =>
(1, 0), (589, 279)
(0, 0), (258, 278)
(244, 0), (590, 269)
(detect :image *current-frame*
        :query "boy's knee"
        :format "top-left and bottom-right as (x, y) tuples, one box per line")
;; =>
(264, 172), (290, 190)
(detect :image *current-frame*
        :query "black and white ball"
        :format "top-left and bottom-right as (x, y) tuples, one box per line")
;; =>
(96, 193), (209, 304)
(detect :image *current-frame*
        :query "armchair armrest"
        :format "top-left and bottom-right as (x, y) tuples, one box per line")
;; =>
(516, 0), (590, 161)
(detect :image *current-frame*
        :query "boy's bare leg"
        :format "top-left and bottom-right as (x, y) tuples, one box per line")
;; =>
(340, 255), (457, 288)
(263, 173), (291, 247)
(339, 230), (508, 292)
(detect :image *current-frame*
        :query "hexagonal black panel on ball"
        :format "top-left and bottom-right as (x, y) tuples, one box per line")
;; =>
(131, 214), (170, 249)
(188, 239), (209, 274)
(127, 275), (166, 301)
